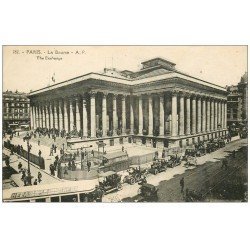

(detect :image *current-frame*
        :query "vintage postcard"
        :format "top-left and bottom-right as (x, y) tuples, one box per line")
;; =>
(2, 45), (248, 202)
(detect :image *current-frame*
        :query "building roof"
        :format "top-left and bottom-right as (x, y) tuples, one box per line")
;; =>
(29, 57), (227, 96)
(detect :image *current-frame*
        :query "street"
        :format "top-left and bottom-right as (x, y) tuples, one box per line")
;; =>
(102, 138), (247, 202)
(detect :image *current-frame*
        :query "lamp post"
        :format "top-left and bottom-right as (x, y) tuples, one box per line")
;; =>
(26, 135), (32, 174)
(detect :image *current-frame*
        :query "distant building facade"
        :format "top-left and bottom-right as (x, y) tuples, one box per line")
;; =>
(2, 90), (30, 130)
(227, 72), (248, 127)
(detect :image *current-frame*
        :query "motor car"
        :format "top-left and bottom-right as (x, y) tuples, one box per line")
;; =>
(137, 183), (158, 202)
(123, 166), (146, 185)
(185, 155), (197, 166)
(148, 159), (167, 175)
(98, 171), (122, 194)
(167, 154), (182, 168)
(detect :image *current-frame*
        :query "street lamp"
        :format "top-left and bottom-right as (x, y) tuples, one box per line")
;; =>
(25, 134), (32, 174)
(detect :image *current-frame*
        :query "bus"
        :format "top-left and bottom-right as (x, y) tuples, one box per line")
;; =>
(3, 178), (99, 202)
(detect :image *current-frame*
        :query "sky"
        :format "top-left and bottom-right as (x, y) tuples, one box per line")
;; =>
(3, 46), (247, 93)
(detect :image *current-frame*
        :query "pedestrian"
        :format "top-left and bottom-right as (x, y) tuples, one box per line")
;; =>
(87, 161), (91, 172)
(27, 172), (32, 185)
(49, 147), (53, 156)
(38, 150), (42, 157)
(38, 172), (42, 183)
(33, 179), (38, 185)
(222, 159), (228, 170)
(18, 162), (23, 171)
(180, 177), (184, 193)
(54, 145), (57, 153)
(50, 164), (55, 176)
(21, 169), (26, 181)
(233, 150), (236, 158)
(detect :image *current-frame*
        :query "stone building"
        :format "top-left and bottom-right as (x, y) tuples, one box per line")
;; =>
(3, 90), (30, 130)
(28, 57), (228, 148)
(227, 72), (248, 127)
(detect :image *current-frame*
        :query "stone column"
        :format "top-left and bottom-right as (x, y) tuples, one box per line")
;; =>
(35, 106), (39, 128)
(224, 101), (227, 129)
(138, 95), (143, 135)
(69, 98), (74, 132)
(54, 100), (58, 129)
(49, 102), (54, 129)
(130, 95), (134, 134)
(171, 91), (178, 137)
(42, 104), (46, 128)
(112, 94), (118, 135)
(159, 94), (165, 136)
(186, 93), (191, 135)
(45, 104), (49, 129)
(75, 96), (81, 132)
(58, 99), (63, 131)
(197, 96), (202, 133)
(214, 100), (218, 131)
(82, 96), (88, 137)
(64, 100), (69, 132)
(192, 95), (197, 134)
(36, 105), (40, 128)
(202, 97), (206, 133)
(148, 94), (153, 136)
(210, 99), (214, 131)
(179, 93), (184, 136)
(30, 105), (34, 129)
(218, 100), (221, 129)
(221, 101), (224, 130)
(90, 92), (96, 138)
(102, 93), (107, 137)
(206, 98), (211, 132)
(121, 95), (126, 135)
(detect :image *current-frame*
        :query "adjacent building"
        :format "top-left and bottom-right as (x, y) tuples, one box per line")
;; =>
(2, 90), (30, 130)
(28, 57), (228, 148)
(226, 72), (248, 127)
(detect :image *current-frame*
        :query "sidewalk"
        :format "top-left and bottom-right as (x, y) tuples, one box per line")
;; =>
(5, 135), (60, 172)
(3, 148), (61, 188)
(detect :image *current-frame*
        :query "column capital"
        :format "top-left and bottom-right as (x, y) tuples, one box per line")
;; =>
(102, 91), (109, 97)
(182, 92), (191, 98)
(171, 89), (180, 96)
(89, 90), (97, 97)
(73, 95), (80, 101)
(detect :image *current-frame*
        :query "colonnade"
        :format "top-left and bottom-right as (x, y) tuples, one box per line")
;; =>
(30, 90), (227, 138)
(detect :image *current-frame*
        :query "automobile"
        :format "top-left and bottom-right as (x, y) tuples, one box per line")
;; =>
(137, 183), (159, 202)
(148, 159), (167, 175)
(167, 154), (182, 168)
(185, 146), (205, 158)
(98, 171), (122, 194)
(217, 138), (226, 148)
(185, 155), (197, 166)
(123, 166), (146, 185)
(206, 142), (217, 153)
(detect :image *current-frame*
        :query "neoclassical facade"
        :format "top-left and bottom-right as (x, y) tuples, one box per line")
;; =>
(28, 58), (228, 148)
